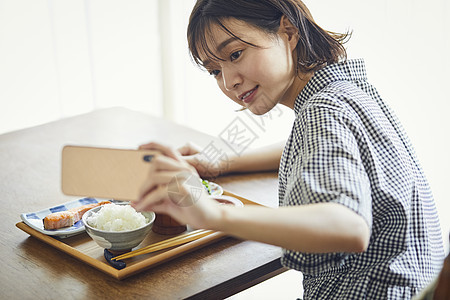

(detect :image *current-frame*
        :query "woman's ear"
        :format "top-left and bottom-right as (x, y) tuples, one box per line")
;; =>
(279, 15), (299, 50)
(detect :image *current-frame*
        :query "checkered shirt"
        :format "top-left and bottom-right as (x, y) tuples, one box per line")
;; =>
(278, 59), (445, 299)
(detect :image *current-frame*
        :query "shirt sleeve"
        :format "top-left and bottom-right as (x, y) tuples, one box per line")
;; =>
(283, 103), (373, 230)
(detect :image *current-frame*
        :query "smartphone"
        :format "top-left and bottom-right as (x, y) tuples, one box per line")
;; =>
(61, 145), (159, 201)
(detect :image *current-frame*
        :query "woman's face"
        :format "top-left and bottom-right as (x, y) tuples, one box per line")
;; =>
(200, 18), (303, 115)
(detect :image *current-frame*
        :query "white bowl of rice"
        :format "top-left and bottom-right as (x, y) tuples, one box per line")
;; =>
(82, 202), (155, 251)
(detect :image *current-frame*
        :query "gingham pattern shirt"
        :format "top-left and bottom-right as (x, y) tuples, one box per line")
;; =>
(278, 59), (444, 299)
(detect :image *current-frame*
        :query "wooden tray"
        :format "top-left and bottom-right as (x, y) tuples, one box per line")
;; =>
(16, 191), (258, 280)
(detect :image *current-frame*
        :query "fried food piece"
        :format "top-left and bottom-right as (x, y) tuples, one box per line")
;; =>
(43, 201), (111, 230)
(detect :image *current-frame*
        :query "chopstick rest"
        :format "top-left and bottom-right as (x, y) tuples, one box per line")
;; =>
(104, 249), (126, 270)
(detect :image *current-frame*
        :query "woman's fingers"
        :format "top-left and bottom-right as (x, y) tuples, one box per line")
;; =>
(134, 172), (205, 212)
(138, 170), (180, 200)
(166, 171), (205, 207)
(183, 155), (223, 179)
(178, 142), (201, 156)
(139, 142), (182, 162)
(150, 154), (192, 172)
(138, 155), (197, 201)
(134, 142), (208, 216)
(133, 185), (169, 212)
(140, 142), (197, 173)
(140, 141), (212, 177)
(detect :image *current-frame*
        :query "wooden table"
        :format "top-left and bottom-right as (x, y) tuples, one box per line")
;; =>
(0, 108), (286, 299)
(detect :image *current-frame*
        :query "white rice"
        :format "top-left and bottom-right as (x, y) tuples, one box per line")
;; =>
(86, 204), (148, 231)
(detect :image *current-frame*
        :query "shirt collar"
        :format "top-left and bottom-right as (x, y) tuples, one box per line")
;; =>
(294, 59), (367, 114)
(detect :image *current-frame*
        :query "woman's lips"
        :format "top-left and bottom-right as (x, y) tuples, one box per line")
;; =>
(239, 86), (258, 104)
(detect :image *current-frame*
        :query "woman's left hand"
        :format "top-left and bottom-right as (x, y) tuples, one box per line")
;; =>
(131, 142), (220, 229)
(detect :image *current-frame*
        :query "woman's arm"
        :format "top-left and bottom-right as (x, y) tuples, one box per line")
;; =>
(134, 142), (370, 254)
(224, 141), (285, 173)
(176, 141), (285, 177)
(210, 202), (370, 253)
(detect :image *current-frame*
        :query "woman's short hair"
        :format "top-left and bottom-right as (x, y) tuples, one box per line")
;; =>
(187, 0), (350, 74)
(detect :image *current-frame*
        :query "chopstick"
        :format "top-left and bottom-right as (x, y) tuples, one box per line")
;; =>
(112, 229), (214, 260)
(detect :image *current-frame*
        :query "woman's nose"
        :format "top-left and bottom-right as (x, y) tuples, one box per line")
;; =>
(222, 67), (241, 91)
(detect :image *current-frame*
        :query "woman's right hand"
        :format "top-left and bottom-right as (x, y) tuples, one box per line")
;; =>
(177, 142), (230, 179)
(132, 142), (221, 229)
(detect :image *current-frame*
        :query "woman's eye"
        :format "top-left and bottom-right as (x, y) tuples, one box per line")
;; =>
(209, 69), (221, 77)
(230, 50), (242, 62)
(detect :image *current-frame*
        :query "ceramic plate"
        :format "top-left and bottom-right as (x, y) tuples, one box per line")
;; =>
(20, 197), (113, 238)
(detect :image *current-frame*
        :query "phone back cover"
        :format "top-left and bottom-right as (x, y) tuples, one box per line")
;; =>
(61, 145), (157, 201)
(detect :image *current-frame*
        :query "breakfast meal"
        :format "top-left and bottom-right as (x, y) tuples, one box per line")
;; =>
(40, 181), (220, 232)
(43, 200), (111, 230)
(85, 203), (149, 231)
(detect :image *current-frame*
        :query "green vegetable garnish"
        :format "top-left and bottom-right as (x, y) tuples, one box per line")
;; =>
(202, 180), (211, 195)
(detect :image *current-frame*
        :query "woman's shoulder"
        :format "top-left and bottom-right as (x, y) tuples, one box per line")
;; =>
(301, 80), (365, 114)
(296, 58), (370, 110)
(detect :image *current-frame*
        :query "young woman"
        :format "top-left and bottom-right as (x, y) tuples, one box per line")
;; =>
(132, 0), (445, 298)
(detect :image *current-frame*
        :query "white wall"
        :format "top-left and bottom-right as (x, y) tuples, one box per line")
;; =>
(0, 0), (163, 134)
(1, 0), (449, 248)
